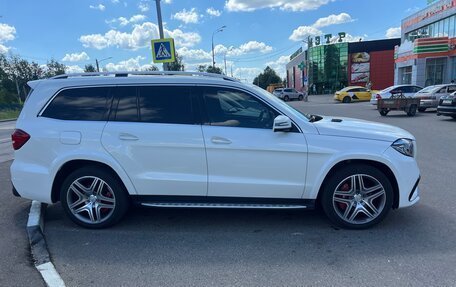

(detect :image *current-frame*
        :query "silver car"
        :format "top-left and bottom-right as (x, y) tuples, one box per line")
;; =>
(273, 88), (307, 101)
(414, 84), (456, 112)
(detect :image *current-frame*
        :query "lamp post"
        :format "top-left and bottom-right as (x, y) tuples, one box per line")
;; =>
(224, 47), (233, 75)
(96, 57), (113, 72)
(212, 25), (226, 68)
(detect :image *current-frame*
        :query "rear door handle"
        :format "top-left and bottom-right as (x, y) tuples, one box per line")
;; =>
(211, 136), (232, 144)
(119, 133), (139, 141)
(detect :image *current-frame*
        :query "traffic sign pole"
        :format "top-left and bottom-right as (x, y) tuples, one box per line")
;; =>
(154, 0), (168, 71)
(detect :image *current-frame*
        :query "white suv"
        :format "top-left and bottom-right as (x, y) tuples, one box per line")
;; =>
(11, 72), (420, 229)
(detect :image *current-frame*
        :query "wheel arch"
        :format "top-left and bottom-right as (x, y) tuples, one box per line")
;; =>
(51, 159), (134, 203)
(316, 159), (400, 209)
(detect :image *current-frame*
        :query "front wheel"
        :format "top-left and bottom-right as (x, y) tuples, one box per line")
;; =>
(418, 107), (426, 112)
(60, 166), (129, 229)
(298, 94), (304, 101)
(321, 164), (393, 229)
(407, 104), (417, 116)
(283, 95), (290, 102)
(342, 96), (351, 103)
(379, 109), (389, 116)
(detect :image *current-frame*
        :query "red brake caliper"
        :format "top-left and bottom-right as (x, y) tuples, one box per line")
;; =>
(338, 182), (350, 210)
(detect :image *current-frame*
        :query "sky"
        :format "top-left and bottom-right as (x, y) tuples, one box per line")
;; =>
(0, 0), (428, 83)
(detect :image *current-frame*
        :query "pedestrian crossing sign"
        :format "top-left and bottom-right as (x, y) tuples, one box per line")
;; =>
(151, 38), (175, 63)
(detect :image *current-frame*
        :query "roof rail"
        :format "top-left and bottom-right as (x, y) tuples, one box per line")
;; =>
(51, 71), (239, 82)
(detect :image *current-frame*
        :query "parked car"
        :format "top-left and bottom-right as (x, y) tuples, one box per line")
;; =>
(437, 91), (456, 119)
(11, 71), (420, 229)
(334, 86), (374, 103)
(370, 85), (423, 105)
(413, 84), (456, 112)
(273, 88), (306, 101)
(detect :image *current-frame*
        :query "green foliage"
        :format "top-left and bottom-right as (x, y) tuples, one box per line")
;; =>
(143, 65), (159, 71)
(84, 64), (97, 73)
(167, 53), (185, 71)
(252, 66), (282, 89)
(44, 59), (66, 78)
(197, 65), (223, 74)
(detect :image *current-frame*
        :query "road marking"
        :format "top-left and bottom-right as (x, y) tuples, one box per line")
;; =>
(27, 201), (66, 287)
(36, 262), (66, 287)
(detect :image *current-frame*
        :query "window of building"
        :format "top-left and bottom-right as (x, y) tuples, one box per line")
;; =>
(425, 58), (447, 86)
(42, 87), (111, 121)
(399, 66), (413, 85)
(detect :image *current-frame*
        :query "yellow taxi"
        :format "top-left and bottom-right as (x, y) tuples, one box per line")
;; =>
(334, 86), (375, 103)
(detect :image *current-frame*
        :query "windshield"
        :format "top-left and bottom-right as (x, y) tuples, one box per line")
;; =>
(417, 86), (438, 93)
(248, 84), (311, 120)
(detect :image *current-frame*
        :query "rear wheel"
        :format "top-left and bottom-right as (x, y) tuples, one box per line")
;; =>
(321, 164), (393, 229)
(407, 104), (417, 116)
(379, 109), (389, 116)
(342, 96), (351, 103)
(60, 166), (129, 229)
(418, 107), (426, 112)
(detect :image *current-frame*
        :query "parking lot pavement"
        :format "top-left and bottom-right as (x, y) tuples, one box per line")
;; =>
(0, 161), (44, 286)
(43, 98), (456, 286)
(0, 121), (15, 163)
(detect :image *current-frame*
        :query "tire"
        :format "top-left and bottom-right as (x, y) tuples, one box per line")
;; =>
(418, 107), (426, 112)
(321, 164), (393, 229)
(407, 104), (417, 116)
(60, 166), (129, 229)
(298, 94), (304, 101)
(342, 96), (351, 103)
(379, 109), (389, 116)
(283, 95), (290, 102)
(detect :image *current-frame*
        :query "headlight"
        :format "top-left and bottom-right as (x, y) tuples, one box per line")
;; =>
(391, 138), (414, 157)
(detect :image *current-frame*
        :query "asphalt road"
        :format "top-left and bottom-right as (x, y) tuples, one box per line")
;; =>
(0, 121), (15, 163)
(11, 98), (456, 286)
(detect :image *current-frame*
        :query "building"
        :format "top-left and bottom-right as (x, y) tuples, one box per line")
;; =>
(286, 39), (399, 94)
(395, 0), (456, 87)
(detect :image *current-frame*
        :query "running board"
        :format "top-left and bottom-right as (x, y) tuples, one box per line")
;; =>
(140, 202), (310, 209)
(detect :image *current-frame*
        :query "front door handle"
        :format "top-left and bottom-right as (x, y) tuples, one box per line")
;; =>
(211, 136), (232, 144)
(119, 133), (139, 141)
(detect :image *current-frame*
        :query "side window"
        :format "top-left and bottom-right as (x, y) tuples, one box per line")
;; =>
(202, 87), (278, 129)
(138, 86), (194, 124)
(438, 87), (447, 93)
(284, 89), (292, 93)
(448, 86), (456, 93)
(42, 87), (110, 121)
(413, 86), (423, 93)
(401, 86), (412, 93)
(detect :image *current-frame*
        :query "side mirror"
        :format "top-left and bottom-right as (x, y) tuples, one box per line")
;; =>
(273, 115), (292, 132)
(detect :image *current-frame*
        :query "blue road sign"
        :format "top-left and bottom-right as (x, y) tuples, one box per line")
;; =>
(151, 38), (175, 63)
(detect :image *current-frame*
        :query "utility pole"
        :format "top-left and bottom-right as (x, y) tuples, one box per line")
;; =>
(155, 0), (168, 71)
(95, 57), (112, 72)
(96, 59), (99, 73)
(212, 25), (226, 68)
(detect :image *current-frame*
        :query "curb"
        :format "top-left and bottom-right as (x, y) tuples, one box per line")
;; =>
(0, 118), (17, 122)
(27, 201), (66, 287)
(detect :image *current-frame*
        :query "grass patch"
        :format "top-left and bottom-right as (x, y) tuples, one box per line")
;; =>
(0, 109), (20, 120)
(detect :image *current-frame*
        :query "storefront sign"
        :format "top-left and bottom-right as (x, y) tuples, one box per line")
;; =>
(402, 0), (456, 31)
(351, 52), (370, 83)
(290, 47), (303, 61)
(308, 32), (346, 47)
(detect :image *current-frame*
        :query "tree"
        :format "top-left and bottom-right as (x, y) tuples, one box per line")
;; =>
(197, 65), (223, 74)
(84, 64), (97, 73)
(167, 53), (184, 71)
(143, 65), (159, 71)
(252, 66), (282, 89)
(43, 59), (66, 78)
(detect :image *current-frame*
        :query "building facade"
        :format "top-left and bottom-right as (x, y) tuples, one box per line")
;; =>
(286, 39), (399, 94)
(395, 0), (456, 87)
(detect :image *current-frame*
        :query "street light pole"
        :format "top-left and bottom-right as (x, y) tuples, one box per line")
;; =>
(155, 0), (168, 71)
(95, 57), (113, 72)
(212, 25), (226, 68)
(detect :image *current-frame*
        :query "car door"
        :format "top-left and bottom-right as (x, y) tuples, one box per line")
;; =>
(291, 88), (299, 99)
(101, 85), (207, 196)
(198, 86), (308, 199)
(356, 87), (371, 100)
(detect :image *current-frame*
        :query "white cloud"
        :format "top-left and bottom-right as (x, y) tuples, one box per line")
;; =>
(289, 26), (322, 41)
(405, 6), (420, 13)
(0, 44), (9, 54)
(289, 12), (354, 41)
(233, 67), (262, 83)
(312, 13), (354, 28)
(215, 41), (273, 57)
(266, 55), (290, 79)
(0, 23), (16, 53)
(172, 8), (200, 24)
(111, 0), (119, 3)
(177, 47), (211, 61)
(225, 0), (332, 12)
(65, 65), (84, 73)
(62, 52), (90, 62)
(80, 22), (201, 50)
(206, 7), (222, 17)
(386, 27), (401, 39)
(89, 4), (106, 11)
(104, 56), (150, 71)
(107, 14), (147, 26)
(138, 0), (150, 12)
(164, 0), (172, 3)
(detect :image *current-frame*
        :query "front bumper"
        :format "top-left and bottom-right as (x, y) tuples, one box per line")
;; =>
(370, 99), (377, 105)
(437, 105), (456, 116)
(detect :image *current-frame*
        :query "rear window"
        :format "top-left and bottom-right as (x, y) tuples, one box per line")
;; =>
(41, 87), (111, 121)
